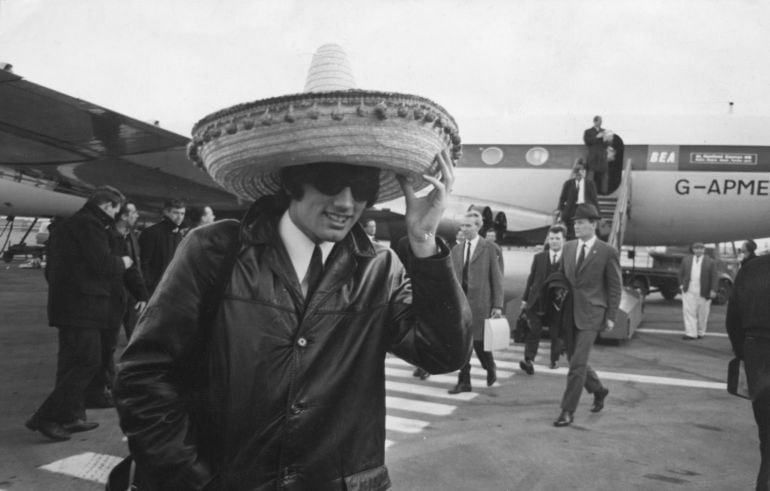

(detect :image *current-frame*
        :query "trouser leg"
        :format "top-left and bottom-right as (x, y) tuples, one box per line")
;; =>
(753, 392), (770, 491)
(550, 334), (563, 364)
(85, 328), (117, 399)
(682, 291), (698, 338)
(696, 297), (711, 336)
(474, 340), (495, 372)
(523, 313), (543, 361)
(36, 327), (101, 423)
(561, 328), (601, 413)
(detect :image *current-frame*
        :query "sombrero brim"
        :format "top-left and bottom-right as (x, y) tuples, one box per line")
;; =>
(188, 90), (461, 203)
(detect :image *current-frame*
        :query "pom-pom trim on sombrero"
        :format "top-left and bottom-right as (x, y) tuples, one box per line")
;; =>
(188, 90), (462, 204)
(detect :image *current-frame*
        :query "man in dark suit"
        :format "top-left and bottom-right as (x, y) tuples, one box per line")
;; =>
(557, 160), (599, 239)
(726, 254), (770, 491)
(677, 242), (718, 340)
(520, 224), (567, 374)
(448, 211), (504, 394)
(139, 199), (185, 294)
(554, 204), (622, 427)
(26, 186), (132, 441)
(115, 202), (149, 339)
(583, 115), (608, 194)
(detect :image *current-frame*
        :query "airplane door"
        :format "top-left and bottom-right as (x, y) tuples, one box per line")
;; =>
(605, 134), (625, 195)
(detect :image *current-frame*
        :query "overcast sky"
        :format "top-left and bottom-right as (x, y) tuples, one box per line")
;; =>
(1, 0), (769, 144)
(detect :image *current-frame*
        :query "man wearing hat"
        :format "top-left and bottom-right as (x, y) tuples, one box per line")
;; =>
(554, 203), (621, 427)
(678, 241), (718, 340)
(113, 44), (471, 490)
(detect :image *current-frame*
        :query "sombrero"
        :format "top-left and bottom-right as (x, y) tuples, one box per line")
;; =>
(187, 44), (462, 203)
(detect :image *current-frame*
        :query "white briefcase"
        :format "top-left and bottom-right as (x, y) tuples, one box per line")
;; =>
(483, 318), (510, 351)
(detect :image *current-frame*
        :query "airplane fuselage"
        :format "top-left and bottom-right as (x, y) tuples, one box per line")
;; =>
(456, 143), (770, 246)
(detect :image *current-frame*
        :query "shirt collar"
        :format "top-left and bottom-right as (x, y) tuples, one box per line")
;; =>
(279, 210), (334, 283)
(579, 235), (597, 251)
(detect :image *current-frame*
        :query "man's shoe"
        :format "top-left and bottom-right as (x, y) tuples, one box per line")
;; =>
(682, 335), (697, 341)
(553, 411), (574, 427)
(591, 387), (609, 413)
(62, 419), (99, 433)
(412, 367), (430, 380)
(486, 368), (497, 387)
(549, 361), (558, 369)
(697, 334), (705, 339)
(519, 360), (534, 375)
(25, 417), (71, 441)
(448, 383), (472, 394)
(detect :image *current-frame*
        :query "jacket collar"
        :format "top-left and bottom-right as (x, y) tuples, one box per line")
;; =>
(83, 202), (115, 227)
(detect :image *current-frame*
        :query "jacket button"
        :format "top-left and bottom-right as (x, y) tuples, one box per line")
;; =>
(290, 404), (303, 415)
(297, 337), (307, 347)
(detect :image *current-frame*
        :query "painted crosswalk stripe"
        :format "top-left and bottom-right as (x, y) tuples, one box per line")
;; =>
(386, 415), (429, 433)
(386, 396), (456, 416)
(385, 366), (495, 386)
(385, 357), (516, 377)
(40, 452), (122, 484)
(637, 328), (728, 338)
(386, 380), (478, 401)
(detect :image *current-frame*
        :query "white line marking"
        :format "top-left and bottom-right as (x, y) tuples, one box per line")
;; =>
(386, 396), (456, 416)
(637, 328), (728, 338)
(385, 367), (501, 386)
(385, 356), (516, 376)
(386, 380), (478, 401)
(524, 363), (725, 389)
(386, 415), (429, 433)
(39, 452), (122, 485)
(385, 440), (395, 448)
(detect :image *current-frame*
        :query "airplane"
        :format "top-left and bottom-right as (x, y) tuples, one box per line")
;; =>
(2, 66), (768, 337)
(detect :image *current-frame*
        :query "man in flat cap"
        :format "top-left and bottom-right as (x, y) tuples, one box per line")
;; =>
(113, 45), (471, 490)
(678, 241), (718, 340)
(554, 203), (621, 427)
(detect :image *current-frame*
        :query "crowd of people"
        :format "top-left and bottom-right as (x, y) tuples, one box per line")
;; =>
(19, 55), (769, 489)
(25, 195), (215, 442)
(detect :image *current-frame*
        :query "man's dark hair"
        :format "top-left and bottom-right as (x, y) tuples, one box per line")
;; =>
(186, 205), (204, 227)
(745, 239), (757, 253)
(87, 185), (125, 208)
(548, 224), (567, 237)
(163, 199), (186, 211)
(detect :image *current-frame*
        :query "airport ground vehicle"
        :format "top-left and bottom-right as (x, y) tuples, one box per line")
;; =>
(622, 245), (738, 305)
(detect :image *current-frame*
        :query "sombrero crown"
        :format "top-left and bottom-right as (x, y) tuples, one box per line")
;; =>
(187, 44), (461, 203)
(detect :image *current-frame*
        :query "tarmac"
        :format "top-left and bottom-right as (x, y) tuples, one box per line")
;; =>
(0, 257), (760, 490)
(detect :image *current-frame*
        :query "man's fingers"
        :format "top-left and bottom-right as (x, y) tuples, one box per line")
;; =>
(397, 174), (417, 202)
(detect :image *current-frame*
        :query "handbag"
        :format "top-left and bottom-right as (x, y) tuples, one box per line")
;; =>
(484, 317), (510, 351)
(512, 311), (529, 344)
(727, 357), (750, 399)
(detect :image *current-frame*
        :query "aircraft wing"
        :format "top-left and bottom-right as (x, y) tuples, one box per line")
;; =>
(0, 68), (241, 218)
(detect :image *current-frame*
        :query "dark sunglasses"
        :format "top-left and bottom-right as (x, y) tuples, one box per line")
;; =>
(293, 163), (380, 203)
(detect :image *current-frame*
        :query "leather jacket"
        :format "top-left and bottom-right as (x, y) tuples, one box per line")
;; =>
(114, 196), (472, 490)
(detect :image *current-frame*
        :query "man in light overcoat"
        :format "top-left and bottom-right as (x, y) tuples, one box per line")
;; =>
(448, 211), (504, 393)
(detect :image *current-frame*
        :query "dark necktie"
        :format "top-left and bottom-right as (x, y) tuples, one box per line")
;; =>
(462, 243), (470, 294)
(304, 245), (324, 300)
(577, 244), (586, 270)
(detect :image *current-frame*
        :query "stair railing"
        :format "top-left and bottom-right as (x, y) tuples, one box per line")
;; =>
(608, 158), (633, 250)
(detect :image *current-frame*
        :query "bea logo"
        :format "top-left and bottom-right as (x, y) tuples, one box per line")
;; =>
(649, 150), (677, 164)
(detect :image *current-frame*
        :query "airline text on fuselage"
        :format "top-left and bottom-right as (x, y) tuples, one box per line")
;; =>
(675, 179), (770, 196)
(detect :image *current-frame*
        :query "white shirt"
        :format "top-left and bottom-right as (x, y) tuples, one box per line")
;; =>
(551, 250), (562, 265)
(464, 235), (480, 263)
(279, 211), (335, 295)
(689, 255), (702, 295)
(576, 178), (585, 205)
(575, 236), (597, 264)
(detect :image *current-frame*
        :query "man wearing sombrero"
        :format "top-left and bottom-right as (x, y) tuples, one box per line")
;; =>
(113, 45), (472, 490)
